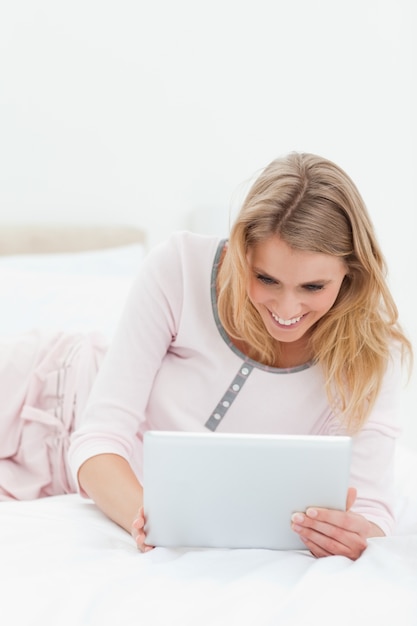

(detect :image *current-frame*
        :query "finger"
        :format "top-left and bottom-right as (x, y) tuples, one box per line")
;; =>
(131, 507), (154, 552)
(304, 506), (364, 535)
(299, 527), (362, 559)
(304, 508), (343, 531)
(293, 514), (367, 558)
(345, 487), (357, 511)
(132, 505), (146, 532)
(292, 516), (349, 550)
(132, 516), (144, 530)
(297, 534), (334, 558)
(133, 528), (154, 552)
(293, 510), (367, 548)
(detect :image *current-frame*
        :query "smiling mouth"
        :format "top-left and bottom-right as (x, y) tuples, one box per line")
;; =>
(270, 311), (304, 327)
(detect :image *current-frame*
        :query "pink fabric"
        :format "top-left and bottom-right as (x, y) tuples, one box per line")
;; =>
(0, 331), (106, 500)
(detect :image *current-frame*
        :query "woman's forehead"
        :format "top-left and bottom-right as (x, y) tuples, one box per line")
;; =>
(248, 236), (347, 280)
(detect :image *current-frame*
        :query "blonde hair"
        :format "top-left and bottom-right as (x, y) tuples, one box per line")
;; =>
(217, 152), (413, 432)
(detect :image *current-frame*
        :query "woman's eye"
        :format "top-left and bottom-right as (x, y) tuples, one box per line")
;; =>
(304, 284), (324, 292)
(256, 274), (276, 285)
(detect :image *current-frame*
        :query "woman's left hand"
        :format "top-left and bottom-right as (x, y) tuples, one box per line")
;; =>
(291, 487), (385, 560)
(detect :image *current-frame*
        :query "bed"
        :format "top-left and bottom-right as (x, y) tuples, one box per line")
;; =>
(1, 225), (416, 626)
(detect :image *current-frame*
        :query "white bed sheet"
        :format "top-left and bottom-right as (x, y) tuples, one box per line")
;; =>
(1, 486), (416, 626)
(1, 244), (417, 626)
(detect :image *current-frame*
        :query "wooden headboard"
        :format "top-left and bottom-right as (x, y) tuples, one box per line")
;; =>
(0, 224), (147, 255)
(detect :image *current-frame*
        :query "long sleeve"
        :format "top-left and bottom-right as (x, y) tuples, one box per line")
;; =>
(67, 233), (188, 486)
(347, 348), (404, 534)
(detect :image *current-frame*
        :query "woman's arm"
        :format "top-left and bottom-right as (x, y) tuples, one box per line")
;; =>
(69, 237), (186, 539)
(77, 453), (143, 534)
(298, 349), (405, 560)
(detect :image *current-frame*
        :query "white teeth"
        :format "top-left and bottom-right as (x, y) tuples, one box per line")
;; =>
(271, 312), (302, 326)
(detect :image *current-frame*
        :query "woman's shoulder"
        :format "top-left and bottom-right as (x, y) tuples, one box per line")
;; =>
(145, 231), (225, 267)
(167, 230), (224, 252)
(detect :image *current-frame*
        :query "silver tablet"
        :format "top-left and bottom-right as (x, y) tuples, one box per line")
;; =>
(143, 430), (352, 550)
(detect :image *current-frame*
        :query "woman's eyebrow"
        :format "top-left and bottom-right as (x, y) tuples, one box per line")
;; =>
(252, 267), (278, 281)
(300, 278), (331, 285)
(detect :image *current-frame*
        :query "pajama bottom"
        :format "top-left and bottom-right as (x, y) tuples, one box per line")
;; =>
(0, 330), (106, 500)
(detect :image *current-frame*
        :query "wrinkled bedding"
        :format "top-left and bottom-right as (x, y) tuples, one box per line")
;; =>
(1, 479), (416, 626)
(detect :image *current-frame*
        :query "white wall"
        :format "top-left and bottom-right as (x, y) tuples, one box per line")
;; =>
(0, 1), (415, 448)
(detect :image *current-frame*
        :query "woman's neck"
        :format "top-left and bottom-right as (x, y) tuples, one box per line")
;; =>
(229, 335), (312, 369)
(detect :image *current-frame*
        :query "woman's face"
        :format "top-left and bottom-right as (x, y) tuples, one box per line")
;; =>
(246, 235), (347, 345)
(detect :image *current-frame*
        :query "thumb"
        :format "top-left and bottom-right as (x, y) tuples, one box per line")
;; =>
(346, 486), (357, 511)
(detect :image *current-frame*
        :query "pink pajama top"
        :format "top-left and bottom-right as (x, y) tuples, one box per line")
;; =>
(68, 231), (404, 535)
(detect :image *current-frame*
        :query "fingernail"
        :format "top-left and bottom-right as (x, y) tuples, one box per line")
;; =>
(291, 513), (304, 523)
(306, 508), (318, 518)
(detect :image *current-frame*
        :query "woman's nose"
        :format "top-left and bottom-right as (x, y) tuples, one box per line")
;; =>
(274, 291), (300, 320)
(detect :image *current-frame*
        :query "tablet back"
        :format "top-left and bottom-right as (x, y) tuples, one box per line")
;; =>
(143, 430), (352, 550)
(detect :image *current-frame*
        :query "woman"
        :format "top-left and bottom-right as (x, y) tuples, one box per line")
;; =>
(2, 153), (412, 560)
(69, 152), (412, 559)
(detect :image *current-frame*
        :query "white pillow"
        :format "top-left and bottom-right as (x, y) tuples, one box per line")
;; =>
(0, 244), (146, 338)
(0, 243), (146, 276)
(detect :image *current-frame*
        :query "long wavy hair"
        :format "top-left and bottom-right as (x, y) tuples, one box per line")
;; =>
(217, 152), (413, 431)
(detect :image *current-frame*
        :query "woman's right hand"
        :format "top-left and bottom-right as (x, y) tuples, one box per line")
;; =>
(131, 506), (154, 552)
